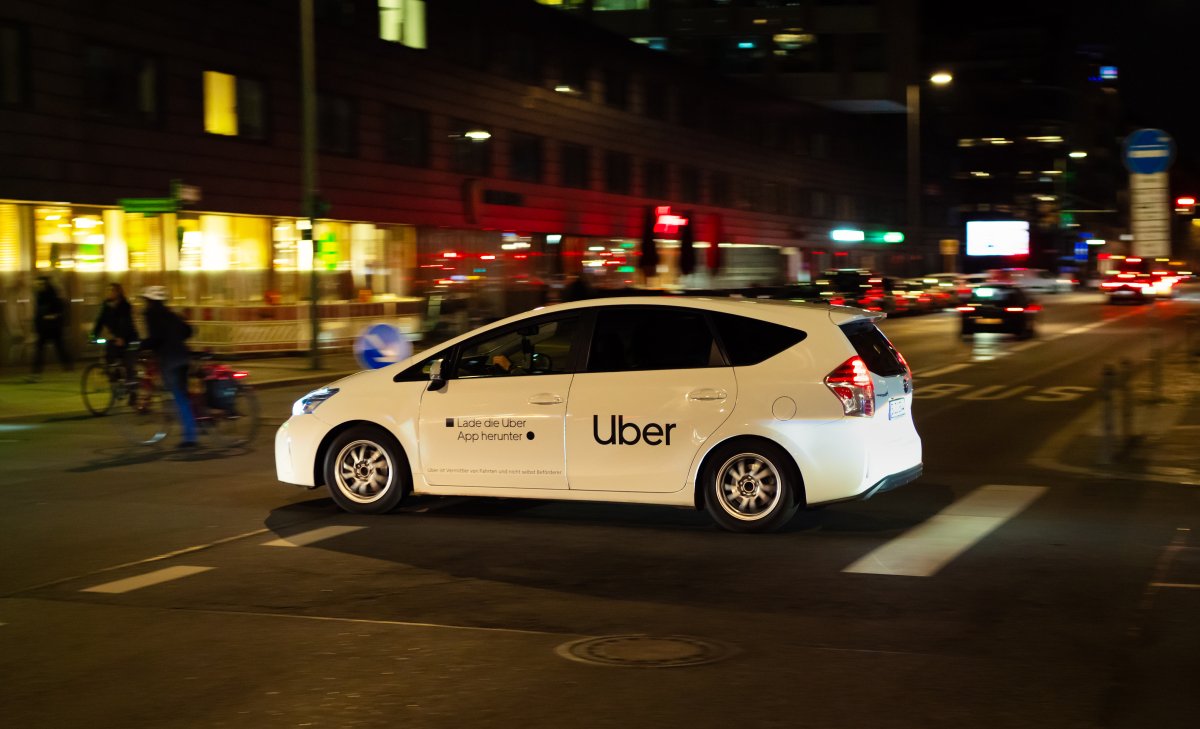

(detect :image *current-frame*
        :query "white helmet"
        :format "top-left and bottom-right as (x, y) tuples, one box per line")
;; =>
(141, 285), (168, 301)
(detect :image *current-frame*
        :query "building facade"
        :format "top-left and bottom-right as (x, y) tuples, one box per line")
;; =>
(0, 0), (909, 360)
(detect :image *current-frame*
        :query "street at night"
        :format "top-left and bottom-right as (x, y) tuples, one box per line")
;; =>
(4, 290), (1198, 728)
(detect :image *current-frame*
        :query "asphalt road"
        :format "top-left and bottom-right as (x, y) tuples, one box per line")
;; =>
(2, 290), (1198, 729)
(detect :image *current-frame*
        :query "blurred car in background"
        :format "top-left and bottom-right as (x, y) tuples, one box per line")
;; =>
(918, 273), (971, 306)
(986, 268), (1073, 294)
(957, 284), (1041, 338)
(1101, 272), (1155, 304)
(816, 269), (899, 313)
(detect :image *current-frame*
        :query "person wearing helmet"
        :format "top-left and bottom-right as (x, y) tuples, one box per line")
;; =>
(140, 286), (198, 448)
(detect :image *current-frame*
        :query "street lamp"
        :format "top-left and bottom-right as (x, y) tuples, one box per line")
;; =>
(907, 71), (953, 271)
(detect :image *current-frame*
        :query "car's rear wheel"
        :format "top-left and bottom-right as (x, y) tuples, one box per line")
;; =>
(324, 425), (409, 514)
(702, 439), (800, 533)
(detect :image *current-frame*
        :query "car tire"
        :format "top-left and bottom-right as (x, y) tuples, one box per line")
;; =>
(702, 439), (801, 533)
(323, 425), (410, 514)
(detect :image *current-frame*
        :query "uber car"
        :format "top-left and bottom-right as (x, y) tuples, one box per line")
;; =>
(275, 298), (923, 533)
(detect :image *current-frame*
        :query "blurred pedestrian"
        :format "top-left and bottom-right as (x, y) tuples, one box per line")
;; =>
(26, 275), (71, 382)
(92, 282), (139, 381)
(140, 286), (197, 448)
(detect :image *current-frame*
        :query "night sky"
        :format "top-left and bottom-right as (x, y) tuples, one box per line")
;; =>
(922, 0), (1197, 189)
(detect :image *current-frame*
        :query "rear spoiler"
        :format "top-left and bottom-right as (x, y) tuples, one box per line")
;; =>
(827, 306), (886, 327)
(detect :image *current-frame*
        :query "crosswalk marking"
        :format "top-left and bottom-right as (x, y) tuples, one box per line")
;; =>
(843, 485), (1047, 577)
(261, 525), (366, 548)
(916, 363), (971, 378)
(81, 566), (213, 594)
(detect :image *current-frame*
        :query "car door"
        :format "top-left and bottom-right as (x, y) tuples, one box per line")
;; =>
(418, 313), (583, 490)
(565, 306), (736, 493)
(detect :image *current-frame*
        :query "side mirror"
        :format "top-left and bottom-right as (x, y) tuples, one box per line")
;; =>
(428, 358), (446, 391)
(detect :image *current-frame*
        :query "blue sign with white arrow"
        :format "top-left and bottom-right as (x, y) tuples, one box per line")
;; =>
(354, 323), (412, 370)
(1123, 128), (1175, 175)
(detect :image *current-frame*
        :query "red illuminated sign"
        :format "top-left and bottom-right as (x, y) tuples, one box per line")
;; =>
(653, 206), (689, 235)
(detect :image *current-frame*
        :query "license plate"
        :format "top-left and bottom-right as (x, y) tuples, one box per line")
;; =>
(888, 398), (906, 420)
(977, 317), (1002, 324)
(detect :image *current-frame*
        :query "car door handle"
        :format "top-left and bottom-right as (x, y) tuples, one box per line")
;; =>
(528, 393), (563, 405)
(687, 388), (728, 401)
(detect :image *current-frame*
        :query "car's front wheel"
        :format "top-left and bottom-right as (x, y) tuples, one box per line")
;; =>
(324, 425), (409, 514)
(702, 440), (800, 533)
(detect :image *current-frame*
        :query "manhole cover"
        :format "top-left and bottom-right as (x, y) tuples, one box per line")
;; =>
(555, 635), (736, 668)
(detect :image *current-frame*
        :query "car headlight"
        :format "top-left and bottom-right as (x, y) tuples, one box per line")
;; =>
(292, 387), (339, 416)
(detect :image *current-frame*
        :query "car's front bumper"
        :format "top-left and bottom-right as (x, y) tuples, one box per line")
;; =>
(275, 414), (333, 488)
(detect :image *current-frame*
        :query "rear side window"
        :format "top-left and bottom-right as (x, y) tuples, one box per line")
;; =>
(840, 321), (906, 376)
(587, 307), (719, 372)
(711, 312), (807, 366)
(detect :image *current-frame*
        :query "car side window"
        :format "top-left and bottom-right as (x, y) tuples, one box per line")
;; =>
(587, 307), (720, 372)
(393, 352), (445, 382)
(455, 316), (580, 379)
(710, 312), (807, 366)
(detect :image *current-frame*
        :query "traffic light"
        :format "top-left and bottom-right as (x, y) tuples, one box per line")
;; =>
(1175, 196), (1195, 215)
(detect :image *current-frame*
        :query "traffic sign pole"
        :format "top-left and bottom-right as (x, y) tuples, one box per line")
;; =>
(1124, 129), (1175, 259)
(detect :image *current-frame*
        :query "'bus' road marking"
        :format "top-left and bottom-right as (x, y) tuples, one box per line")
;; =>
(843, 485), (1047, 577)
(262, 525), (366, 547)
(81, 566), (213, 594)
(916, 363), (971, 378)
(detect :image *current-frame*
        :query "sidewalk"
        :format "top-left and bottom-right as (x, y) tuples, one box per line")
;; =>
(0, 352), (364, 422)
(1030, 344), (1200, 486)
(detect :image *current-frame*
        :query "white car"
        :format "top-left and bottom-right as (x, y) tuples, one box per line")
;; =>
(275, 297), (923, 533)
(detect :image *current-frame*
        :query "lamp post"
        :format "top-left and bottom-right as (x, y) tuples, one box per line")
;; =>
(906, 71), (952, 272)
(300, 0), (319, 369)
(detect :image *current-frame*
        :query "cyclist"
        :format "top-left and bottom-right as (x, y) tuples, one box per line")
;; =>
(91, 283), (139, 383)
(140, 286), (198, 449)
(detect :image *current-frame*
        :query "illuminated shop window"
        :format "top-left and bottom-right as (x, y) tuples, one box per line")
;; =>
(378, 0), (426, 49)
(0, 203), (19, 271)
(34, 207), (106, 272)
(178, 215), (269, 272)
(124, 214), (163, 271)
(203, 71), (266, 139)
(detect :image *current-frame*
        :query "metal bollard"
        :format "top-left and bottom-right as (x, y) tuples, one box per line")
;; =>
(1119, 358), (1134, 444)
(1099, 364), (1116, 465)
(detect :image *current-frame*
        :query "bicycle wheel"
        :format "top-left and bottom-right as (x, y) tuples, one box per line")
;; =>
(81, 363), (116, 416)
(207, 384), (261, 448)
(112, 381), (173, 446)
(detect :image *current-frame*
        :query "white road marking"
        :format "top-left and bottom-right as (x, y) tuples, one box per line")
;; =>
(192, 608), (582, 637)
(1149, 582), (1200, 590)
(843, 485), (1047, 577)
(916, 363), (971, 378)
(1009, 341), (1040, 352)
(81, 565), (213, 594)
(262, 525), (366, 547)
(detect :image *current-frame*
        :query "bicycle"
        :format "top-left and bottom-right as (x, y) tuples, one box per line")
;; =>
(80, 337), (137, 416)
(112, 347), (261, 448)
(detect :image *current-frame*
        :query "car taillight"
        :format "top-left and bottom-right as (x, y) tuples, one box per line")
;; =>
(956, 305), (975, 312)
(825, 356), (874, 417)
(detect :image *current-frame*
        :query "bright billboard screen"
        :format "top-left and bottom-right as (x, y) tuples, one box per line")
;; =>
(966, 220), (1030, 256)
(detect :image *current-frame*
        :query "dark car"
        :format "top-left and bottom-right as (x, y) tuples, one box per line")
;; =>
(957, 284), (1040, 338)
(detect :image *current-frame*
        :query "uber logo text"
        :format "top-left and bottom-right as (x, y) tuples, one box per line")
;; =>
(593, 414), (676, 446)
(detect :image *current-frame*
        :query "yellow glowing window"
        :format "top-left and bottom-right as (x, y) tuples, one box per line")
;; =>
(204, 71), (237, 136)
(378, 0), (426, 49)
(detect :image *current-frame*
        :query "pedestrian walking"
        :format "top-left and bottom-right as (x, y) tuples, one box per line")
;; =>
(26, 275), (72, 382)
(92, 282), (139, 380)
(140, 286), (198, 448)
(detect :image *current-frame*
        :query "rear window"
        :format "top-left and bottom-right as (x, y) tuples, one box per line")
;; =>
(839, 321), (906, 376)
(968, 286), (1022, 304)
(710, 312), (807, 366)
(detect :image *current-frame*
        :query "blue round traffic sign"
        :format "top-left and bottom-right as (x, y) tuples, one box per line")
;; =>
(1123, 128), (1175, 174)
(354, 323), (412, 370)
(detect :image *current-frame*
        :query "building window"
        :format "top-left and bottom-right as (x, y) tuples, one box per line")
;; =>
(84, 45), (158, 125)
(603, 68), (629, 110)
(384, 105), (428, 166)
(1, 23), (29, 107)
(643, 79), (668, 121)
(643, 159), (668, 200)
(378, 0), (426, 49)
(710, 171), (731, 208)
(510, 132), (544, 183)
(318, 93), (356, 156)
(203, 71), (266, 140)
(679, 166), (700, 204)
(450, 119), (492, 176)
(605, 151), (632, 194)
(561, 143), (590, 189)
